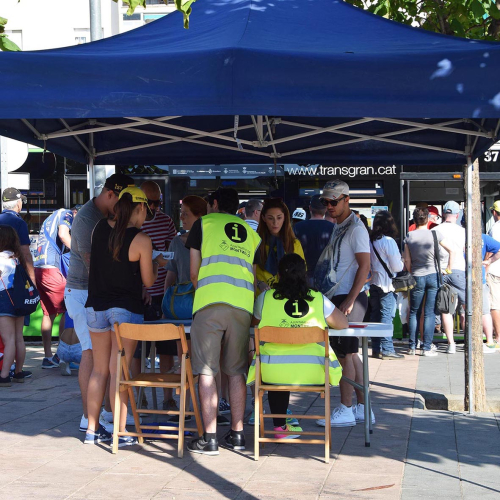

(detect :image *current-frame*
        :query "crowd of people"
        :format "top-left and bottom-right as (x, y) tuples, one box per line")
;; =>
(1, 175), (499, 455)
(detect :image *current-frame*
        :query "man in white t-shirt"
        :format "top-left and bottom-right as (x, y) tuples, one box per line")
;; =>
(432, 201), (466, 354)
(315, 180), (372, 428)
(487, 200), (500, 343)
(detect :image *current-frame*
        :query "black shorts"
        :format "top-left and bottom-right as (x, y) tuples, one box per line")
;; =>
(133, 296), (177, 359)
(329, 292), (368, 358)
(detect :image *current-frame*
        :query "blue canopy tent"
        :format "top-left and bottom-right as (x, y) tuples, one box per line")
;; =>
(0, 0), (499, 167)
(0, 0), (499, 412)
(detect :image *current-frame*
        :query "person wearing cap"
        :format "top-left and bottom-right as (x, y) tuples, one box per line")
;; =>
(84, 186), (159, 446)
(244, 199), (263, 232)
(431, 201), (465, 354)
(129, 180), (176, 414)
(487, 200), (500, 346)
(293, 194), (334, 287)
(408, 204), (439, 231)
(314, 180), (373, 429)
(0, 188), (34, 284)
(185, 188), (261, 455)
(291, 207), (306, 227)
(33, 206), (80, 369)
(64, 173), (134, 434)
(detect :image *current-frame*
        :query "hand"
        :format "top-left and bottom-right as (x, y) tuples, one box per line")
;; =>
(257, 281), (270, 292)
(154, 255), (167, 267)
(483, 258), (491, 268)
(142, 288), (152, 306)
(338, 297), (355, 315)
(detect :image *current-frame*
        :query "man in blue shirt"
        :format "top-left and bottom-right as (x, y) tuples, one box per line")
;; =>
(481, 234), (500, 352)
(0, 187), (34, 381)
(34, 207), (78, 368)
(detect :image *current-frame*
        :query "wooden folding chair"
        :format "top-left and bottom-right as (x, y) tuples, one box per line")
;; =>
(254, 326), (332, 464)
(112, 322), (203, 458)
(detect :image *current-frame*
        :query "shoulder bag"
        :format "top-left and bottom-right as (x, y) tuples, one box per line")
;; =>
(371, 240), (415, 293)
(432, 232), (458, 315)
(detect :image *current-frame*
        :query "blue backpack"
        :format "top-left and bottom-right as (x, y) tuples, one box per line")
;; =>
(162, 282), (194, 320)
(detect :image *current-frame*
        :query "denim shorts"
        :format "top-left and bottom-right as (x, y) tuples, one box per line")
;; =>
(86, 307), (143, 333)
(56, 340), (82, 364)
(0, 288), (17, 317)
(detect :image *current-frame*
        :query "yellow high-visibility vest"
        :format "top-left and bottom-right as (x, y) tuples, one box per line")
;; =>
(247, 290), (342, 386)
(193, 213), (261, 314)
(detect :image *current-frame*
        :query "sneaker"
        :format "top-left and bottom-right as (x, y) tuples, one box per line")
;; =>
(168, 413), (192, 423)
(286, 409), (299, 426)
(9, 369), (32, 379)
(187, 435), (219, 456)
(84, 424), (112, 444)
(446, 343), (457, 354)
(382, 351), (405, 360)
(41, 354), (60, 369)
(371, 352), (383, 359)
(416, 340), (422, 349)
(274, 424), (302, 439)
(217, 415), (230, 426)
(118, 435), (138, 448)
(11, 371), (33, 383)
(162, 399), (179, 412)
(423, 350), (438, 357)
(486, 343), (500, 350)
(0, 375), (12, 387)
(101, 409), (142, 426)
(408, 349), (416, 356)
(79, 415), (88, 432)
(483, 344), (497, 354)
(99, 415), (114, 433)
(59, 360), (71, 376)
(352, 403), (376, 425)
(316, 404), (355, 427)
(218, 398), (231, 414)
(221, 431), (245, 450)
(430, 343), (438, 352)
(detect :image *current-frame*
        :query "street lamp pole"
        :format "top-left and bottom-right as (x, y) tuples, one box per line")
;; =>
(89, 0), (103, 41)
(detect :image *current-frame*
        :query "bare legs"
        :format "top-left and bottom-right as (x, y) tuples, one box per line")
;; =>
(0, 316), (24, 379)
(40, 314), (56, 358)
(79, 349), (93, 418)
(338, 353), (364, 406)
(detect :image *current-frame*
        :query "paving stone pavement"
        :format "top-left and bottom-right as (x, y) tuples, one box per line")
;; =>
(0, 345), (498, 499)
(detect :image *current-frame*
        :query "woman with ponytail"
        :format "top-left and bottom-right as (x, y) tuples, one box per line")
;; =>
(84, 187), (160, 447)
(248, 254), (347, 438)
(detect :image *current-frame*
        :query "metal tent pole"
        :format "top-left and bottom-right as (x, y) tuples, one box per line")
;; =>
(465, 149), (474, 415)
(89, 133), (95, 199)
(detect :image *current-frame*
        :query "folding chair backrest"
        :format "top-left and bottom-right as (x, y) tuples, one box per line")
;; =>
(114, 322), (188, 354)
(256, 326), (328, 348)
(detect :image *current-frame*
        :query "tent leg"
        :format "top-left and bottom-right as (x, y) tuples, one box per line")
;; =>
(88, 133), (95, 199)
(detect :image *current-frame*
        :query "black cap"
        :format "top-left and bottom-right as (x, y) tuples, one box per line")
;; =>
(103, 173), (135, 194)
(2, 187), (27, 204)
(310, 194), (325, 211)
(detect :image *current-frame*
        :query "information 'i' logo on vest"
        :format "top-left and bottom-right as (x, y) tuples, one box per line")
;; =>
(224, 222), (248, 244)
(284, 298), (309, 318)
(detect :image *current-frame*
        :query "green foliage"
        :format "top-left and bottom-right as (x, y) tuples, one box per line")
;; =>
(0, 16), (21, 52)
(346, 0), (500, 41)
(175, 0), (197, 29)
(114, 0), (146, 16)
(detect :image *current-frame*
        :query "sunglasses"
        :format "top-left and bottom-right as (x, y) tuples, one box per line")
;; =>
(320, 196), (346, 207)
(148, 198), (161, 207)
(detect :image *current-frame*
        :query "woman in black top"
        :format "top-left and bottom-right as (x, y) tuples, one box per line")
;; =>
(84, 187), (159, 446)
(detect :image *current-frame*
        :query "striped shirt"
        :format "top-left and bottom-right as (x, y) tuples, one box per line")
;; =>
(141, 211), (177, 297)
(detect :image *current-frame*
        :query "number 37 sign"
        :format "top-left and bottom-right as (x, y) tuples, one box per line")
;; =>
(484, 150), (500, 162)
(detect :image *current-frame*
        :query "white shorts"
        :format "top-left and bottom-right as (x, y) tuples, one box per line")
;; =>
(64, 287), (92, 351)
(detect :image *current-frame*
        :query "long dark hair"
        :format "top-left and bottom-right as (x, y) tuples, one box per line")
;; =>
(258, 198), (296, 264)
(0, 224), (26, 268)
(272, 254), (314, 302)
(109, 193), (143, 261)
(371, 210), (398, 241)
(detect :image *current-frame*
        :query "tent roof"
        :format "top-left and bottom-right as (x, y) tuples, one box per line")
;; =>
(0, 0), (499, 165)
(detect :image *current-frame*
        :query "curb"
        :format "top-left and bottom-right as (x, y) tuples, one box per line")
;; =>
(418, 391), (500, 412)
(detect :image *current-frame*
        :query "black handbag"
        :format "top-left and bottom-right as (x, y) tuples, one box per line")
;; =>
(432, 232), (458, 315)
(371, 240), (415, 293)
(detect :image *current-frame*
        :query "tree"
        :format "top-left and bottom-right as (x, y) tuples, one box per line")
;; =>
(0, 16), (21, 51)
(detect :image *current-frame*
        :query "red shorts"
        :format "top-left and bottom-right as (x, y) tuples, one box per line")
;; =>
(35, 267), (66, 316)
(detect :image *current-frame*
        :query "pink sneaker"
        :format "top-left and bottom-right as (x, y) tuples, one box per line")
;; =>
(273, 424), (302, 439)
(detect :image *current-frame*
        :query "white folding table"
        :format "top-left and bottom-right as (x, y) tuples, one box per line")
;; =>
(143, 320), (392, 447)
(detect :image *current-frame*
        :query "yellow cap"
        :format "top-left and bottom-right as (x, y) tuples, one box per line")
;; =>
(490, 200), (500, 213)
(119, 186), (147, 204)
